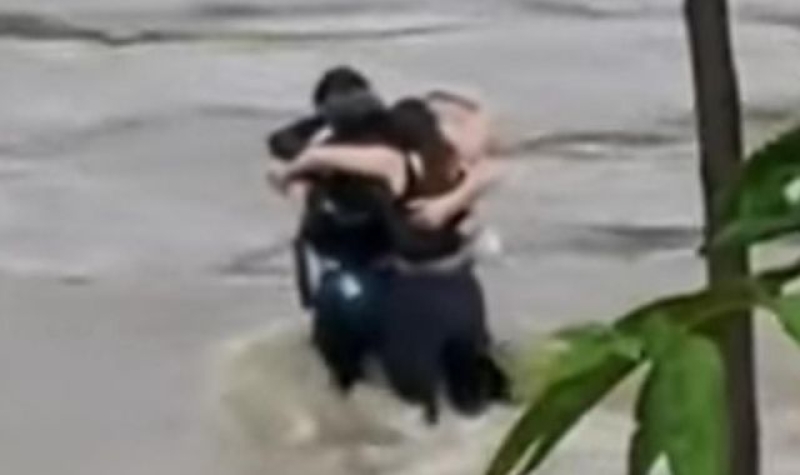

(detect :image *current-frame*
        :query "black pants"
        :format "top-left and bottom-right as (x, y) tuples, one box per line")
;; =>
(311, 260), (508, 423)
(373, 265), (509, 423)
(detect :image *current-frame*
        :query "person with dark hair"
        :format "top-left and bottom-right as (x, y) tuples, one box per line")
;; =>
(268, 66), (394, 310)
(312, 65), (371, 108)
(267, 67), (466, 296)
(267, 66), (403, 399)
(266, 66), (507, 423)
(269, 65), (383, 163)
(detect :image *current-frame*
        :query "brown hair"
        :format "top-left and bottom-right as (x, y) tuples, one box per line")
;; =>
(389, 98), (461, 197)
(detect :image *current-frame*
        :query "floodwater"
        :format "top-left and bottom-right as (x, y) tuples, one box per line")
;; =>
(1, 0), (799, 474)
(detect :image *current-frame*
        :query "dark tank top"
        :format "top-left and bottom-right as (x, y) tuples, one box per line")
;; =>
(383, 153), (468, 262)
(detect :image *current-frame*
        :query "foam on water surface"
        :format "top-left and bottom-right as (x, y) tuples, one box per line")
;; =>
(213, 319), (521, 475)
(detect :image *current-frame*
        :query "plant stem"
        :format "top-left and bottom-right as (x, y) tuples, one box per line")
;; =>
(684, 1), (759, 474)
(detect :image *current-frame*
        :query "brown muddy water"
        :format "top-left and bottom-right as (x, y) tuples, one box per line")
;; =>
(1, 0), (800, 474)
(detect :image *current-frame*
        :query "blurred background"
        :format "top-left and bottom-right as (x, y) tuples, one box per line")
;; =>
(1, 1), (799, 474)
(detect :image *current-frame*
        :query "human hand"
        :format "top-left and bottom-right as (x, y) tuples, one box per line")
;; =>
(285, 181), (309, 208)
(406, 196), (458, 230)
(265, 161), (292, 194)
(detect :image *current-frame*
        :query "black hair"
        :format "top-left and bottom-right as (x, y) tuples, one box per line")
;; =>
(312, 65), (372, 108)
(268, 65), (380, 160)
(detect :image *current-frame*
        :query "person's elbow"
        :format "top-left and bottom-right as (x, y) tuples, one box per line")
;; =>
(267, 129), (307, 161)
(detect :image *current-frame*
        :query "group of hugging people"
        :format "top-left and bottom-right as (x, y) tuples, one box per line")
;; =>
(265, 66), (510, 425)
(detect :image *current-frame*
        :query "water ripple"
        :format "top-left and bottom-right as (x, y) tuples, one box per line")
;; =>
(516, 0), (671, 20)
(510, 223), (701, 259)
(0, 11), (469, 47)
(502, 129), (686, 160)
(186, 1), (406, 20)
(0, 105), (292, 158)
(218, 242), (291, 278)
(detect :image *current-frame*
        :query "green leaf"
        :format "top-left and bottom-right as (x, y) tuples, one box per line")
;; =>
(736, 126), (800, 214)
(761, 292), (800, 346)
(551, 324), (644, 379)
(635, 327), (729, 475)
(497, 325), (644, 405)
(711, 126), (800, 249)
(662, 335), (728, 475)
(514, 357), (640, 474)
(614, 282), (758, 337)
(628, 316), (682, 475)
(760, 257), (800, 292)
(485, 346), (639, 475)
(487, 256), (800, 475)
(628, 372), (663, 475)
(712, 214), (800, 251)
(614, 255), (800, 335)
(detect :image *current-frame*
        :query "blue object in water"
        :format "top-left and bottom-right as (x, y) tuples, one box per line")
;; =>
(311, 266), (383, 391)
(315, 268), (376, 325)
